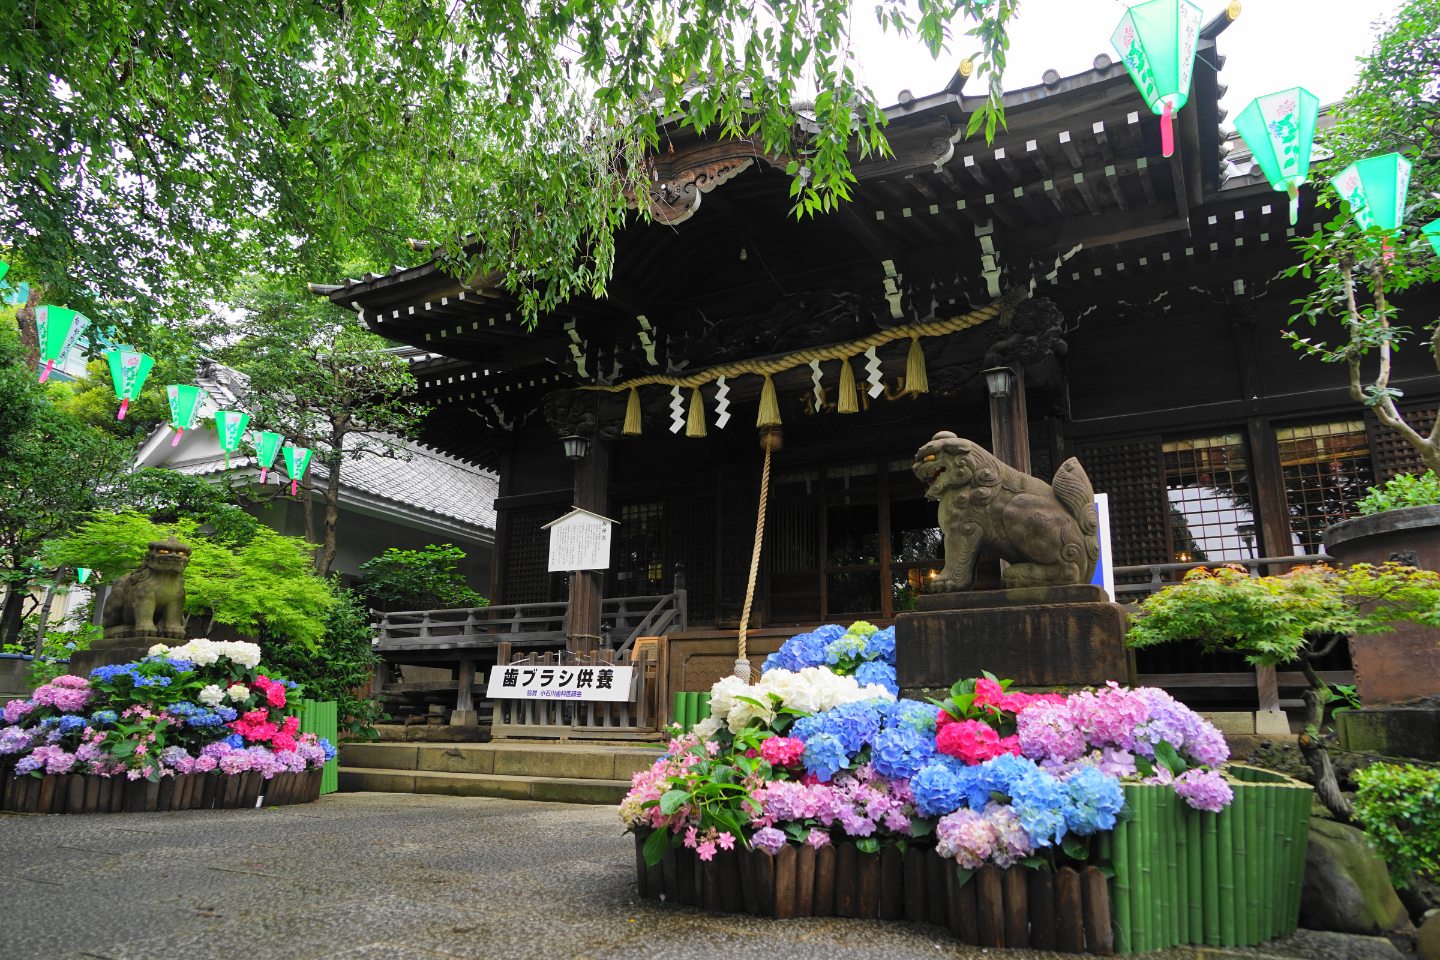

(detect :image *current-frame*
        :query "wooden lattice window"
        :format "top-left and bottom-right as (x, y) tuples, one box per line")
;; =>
(1275, 420), (1375, 554)
(1073, 436), (1170, 571)
(1367, 406), (1438, 482)
(1161, 433), (1257, 564)
(667, 491), (716, 623)
(502, 505), (567, 604)
(613, 500), (664, 596)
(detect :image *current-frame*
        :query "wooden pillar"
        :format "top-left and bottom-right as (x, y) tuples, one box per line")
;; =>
(566, 437), (610, 656)
(451, 656), (477, 726)
(987, 367), (1031, 475)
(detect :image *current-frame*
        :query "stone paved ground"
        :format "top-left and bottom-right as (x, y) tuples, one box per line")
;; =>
(0, 792), (1336, 960)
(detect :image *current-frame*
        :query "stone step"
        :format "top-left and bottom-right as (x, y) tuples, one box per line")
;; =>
(339, 741), (662, 782)
(337, 766), (631, 805)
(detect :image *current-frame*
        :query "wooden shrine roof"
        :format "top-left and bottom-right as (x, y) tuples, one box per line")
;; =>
(318, 10), (1324, 467)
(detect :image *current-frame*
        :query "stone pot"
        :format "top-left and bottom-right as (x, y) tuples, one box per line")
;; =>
(1324, 505), (1440, 705)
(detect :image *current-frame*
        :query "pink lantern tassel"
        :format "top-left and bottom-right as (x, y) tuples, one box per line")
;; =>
(117, 398), (129, 421)
(1287, 184), (1300, 226)
(171, 428), (183, 447)
(1160, 100), (1175, 158)
(290, 479), (298, 497)
(260, 468), (268, 484)
(38, 359), (54, 383)
(1383, 237), (1395, 263)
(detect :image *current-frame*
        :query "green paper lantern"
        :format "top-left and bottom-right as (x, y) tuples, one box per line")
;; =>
(1421, 219), (1440, 256)
(35, 305), (91, 383)
(1111, 0), (1204, 158)
(254, 431), (284, 484)
(164, 384), (208, 447)
(76, 567), (92, 585)
(1233, 87), (1320, 225)
(1333, 153), (1412, 233)
(103, 348), (155, 421)
(282, 445), (313, 497)
(214, 410), (252, 468)
(0, 260), (8, 285)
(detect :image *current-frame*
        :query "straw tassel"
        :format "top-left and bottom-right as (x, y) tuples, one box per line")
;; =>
(837, 356), (859, 414)
(686, 387), (707, 438)
(906, 335), (929, 394)
(622, 386), (642, 436)
(756, 375), (782, 428)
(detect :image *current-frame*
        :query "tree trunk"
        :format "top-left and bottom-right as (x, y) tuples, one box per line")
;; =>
(0, 585), (25, 648)
(15, 287), (40, 370)
(317, 461), (343, 577)
(33, 582), (58, 658)
(1298, 659), (1353, 821)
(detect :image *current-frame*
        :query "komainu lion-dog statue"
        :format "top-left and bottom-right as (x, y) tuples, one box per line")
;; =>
(913, 432), (1100, 591)
(99, 537), (192, 645)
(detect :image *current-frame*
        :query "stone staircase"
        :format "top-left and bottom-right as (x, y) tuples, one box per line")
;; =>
(338, 740), (662, 805)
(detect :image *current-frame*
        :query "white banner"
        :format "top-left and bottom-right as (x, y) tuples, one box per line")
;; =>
(486, 664), (633, 702)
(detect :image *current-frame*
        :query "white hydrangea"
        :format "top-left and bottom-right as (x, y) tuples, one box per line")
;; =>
(197, 684), (225, 708)
(226, 683), (250, 703)
(217, 641), (262, 669)
(691, 716), (722, 740)
(147, 643), (171, 657)
(706, 667), (894, 735)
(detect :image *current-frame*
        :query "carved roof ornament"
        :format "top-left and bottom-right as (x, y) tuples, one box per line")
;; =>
(625, 135), (779, 226)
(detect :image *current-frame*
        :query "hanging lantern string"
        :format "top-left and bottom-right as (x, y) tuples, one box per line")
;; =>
(576, 299), (1008, 397)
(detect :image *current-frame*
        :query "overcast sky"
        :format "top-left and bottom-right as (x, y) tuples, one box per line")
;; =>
(851, 0), (1403, 117)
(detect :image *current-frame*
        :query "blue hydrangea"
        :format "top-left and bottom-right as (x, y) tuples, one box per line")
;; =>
(763, 629), (832, 673)
(812, 624), (847, 643)
(870, 724), (935, 780)
(319, 739), (337, 762)
(883, 699), (938, 734)
(89, 710), (118, 726)
(38, 716), (60, 729)
(186, 711), (225, 728)
(165, 658), (195, 672)
(802, 732), (849, 782)
(854, 660), (898, 695)
(134, 675), (171, 688)
(15, 756), (42, 774)
(825, 699), (885, 754)
(1064, 766), (1126, 836)
(215, 706), (238, 722)
(224, 734), (246, 749)
(1003, 763), (1071, 847)
(90, 664), (139, 683)
(57, 715), (86, 734)
(823, 633), (866, 666)
(911, 759), (967, 817)
(970, 754), (1042, 810)
(865, 626), (896, 664)
(168, 701), (197, 717)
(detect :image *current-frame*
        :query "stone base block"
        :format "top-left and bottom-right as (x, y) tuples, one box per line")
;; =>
(1338, 706), (1440, 761)
(915, 584), (1110, 611)
(69, 643), (162, 678)
(448, 709), (479, 727)
(895, 601), (1128, 690)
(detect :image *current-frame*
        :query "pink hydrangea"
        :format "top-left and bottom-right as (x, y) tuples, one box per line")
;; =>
(936, 719), (1004, 765)
(1016, 700), (1087, 763)
(1173, 768), (1234, 812)
(2, 699), (32, 723)
(252, 675), (288, 709)
(30, 677), (93, 712)
(760, 736), (805, 767)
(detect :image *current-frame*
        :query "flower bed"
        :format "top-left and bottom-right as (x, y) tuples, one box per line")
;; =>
(624, 621), (1310, 955)
(0, 638), (335, 814)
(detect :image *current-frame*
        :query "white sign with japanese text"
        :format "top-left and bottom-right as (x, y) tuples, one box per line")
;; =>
(544, 509), (614, 572)
(486, 664), (634, 702)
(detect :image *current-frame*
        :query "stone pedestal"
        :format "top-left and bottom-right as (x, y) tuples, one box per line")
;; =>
(1337, 705), (1440, 761)
(896, 585), (1128, 694)
(69, 641), (164, 678)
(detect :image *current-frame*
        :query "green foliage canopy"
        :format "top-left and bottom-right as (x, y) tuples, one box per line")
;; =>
(1, 1), (1017, 333)
(1126, 563), (1440, 668)
(1353, 762), (1440, 887)
(1357, 471), (1440, 515)
(357, 544), (488, 612)
(42, 512), (334, 648)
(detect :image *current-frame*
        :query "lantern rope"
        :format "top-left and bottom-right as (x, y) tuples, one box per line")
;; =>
(577, 300), (1007, 397)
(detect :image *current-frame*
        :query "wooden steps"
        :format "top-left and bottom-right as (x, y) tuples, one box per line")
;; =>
(337, 741), (662, 805)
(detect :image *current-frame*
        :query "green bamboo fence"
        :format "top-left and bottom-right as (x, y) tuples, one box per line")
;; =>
(297, 699), (339, 795)
(1109, 766), (1311, 954)
(671, 692), (712, 733)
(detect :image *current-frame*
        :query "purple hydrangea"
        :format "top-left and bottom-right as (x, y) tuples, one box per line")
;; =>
(1173, 768), (1234, 812)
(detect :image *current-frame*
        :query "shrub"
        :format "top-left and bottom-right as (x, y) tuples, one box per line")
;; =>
(356, 544), (488, 611)
(261, 588), (385, 740)
(1357, 472), (1440, 515)
(1353, 762), (1440, 887)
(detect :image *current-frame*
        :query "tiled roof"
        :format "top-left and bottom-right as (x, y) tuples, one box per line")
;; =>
(160, 360), (497, 534)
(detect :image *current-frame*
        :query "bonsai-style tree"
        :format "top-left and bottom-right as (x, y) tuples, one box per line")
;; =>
(1285, 0), (1440, 469)
(1127, 563), (1440, 819)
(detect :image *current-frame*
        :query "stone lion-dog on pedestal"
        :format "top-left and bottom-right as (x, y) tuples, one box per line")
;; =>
(913, 432), (1099, 591)
(98, 536), (192, 646)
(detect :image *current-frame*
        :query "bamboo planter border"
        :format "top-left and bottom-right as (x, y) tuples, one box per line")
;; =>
(0, 765), (323, 815)
(632, 768), (1310, 957)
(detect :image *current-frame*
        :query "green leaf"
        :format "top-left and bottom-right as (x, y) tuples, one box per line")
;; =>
(1062, 837), (1090, 861)
(1153, 740), (1189, 777)
(954, 866), (975, 887)
(642, 828), (670, 867)
(659, 789), (690, 815)
(856, 837), (880, 854)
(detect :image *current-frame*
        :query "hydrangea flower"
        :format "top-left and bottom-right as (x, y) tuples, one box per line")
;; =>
(1063, 766), (1126, 835)
(801, 732), (849, 783)
(1173, 768), (1234, 812)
